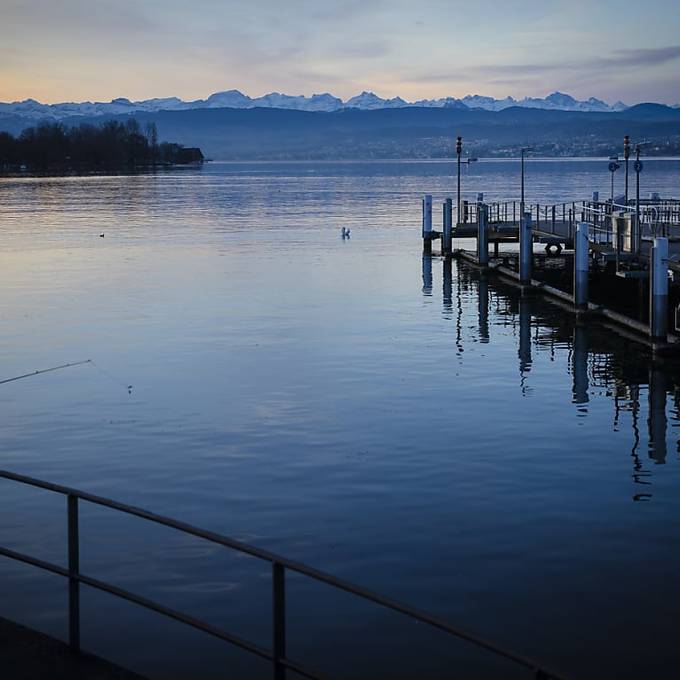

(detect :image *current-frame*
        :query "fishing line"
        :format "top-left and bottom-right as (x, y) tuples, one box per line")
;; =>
(0, 359), (92, 385)
(88, 359), (133, 394)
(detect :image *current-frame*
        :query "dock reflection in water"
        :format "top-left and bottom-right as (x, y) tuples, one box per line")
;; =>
(434, 257), (678, 502)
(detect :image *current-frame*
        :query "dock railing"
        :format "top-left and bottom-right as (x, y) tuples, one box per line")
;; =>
(0, 469), (567, 679)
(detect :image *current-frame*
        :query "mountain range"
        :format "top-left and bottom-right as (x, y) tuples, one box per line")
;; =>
(0, 89), (637, 121)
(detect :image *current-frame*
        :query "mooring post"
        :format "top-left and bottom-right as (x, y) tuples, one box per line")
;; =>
(477, 202), (489, 266)
(519, 211), (532, 283)
(442, 198), (453, 254)
(422, 194), (433, 253)
(650, 236), (669, 342)
(574, 221), (589, 309)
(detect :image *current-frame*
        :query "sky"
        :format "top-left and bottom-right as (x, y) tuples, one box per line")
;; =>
(1, 0), (679, 105)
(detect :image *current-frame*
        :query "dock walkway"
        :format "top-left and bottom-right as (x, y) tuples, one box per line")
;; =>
(0, 616), (144, 680)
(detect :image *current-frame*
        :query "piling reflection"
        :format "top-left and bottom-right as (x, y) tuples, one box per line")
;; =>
(436, 257), (680, 501)
(421, 254), (432, 296)
(442, 257), (452, 316)
(572, 324), (589, 408)
(478, 274), (489, 343)
(648, 367), (668, 464)
(518, 295), (532, 381)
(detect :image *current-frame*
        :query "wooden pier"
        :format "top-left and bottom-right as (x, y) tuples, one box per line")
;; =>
(422, 194), (680, 352)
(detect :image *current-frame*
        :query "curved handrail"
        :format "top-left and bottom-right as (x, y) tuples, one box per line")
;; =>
(0, 469), (568, 679)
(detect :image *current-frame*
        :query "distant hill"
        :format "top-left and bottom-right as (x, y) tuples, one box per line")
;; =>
(2, 104), (680, 160)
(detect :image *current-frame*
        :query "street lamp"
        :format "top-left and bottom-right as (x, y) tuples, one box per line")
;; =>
(623, 135), (631, 205)
(520, 147), (533, 214)
(456, 136), (462, 225)
(634, 142), (647, 231)
(608, 156), (620, 204)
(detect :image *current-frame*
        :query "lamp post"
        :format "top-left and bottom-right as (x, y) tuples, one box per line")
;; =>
(608, 156), (620, 204)
(623, 135), (631, 205)
(634, 142), (646, 234)
(456, 136), (462, 226)
(520, 147), (532, 215)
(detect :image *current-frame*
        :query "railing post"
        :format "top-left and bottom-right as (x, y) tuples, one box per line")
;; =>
(574, 222), (589, 309)
(650, 237), (669, 342)
(67, 494), (80, 653)
(519, 211), (532, 283)
(272, 562), (286, 680)
(477, 203), (489, 266)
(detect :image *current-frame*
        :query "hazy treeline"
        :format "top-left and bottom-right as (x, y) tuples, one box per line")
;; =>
(0, 119), (203, 170)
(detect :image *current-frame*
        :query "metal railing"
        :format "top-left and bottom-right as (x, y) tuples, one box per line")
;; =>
(0, 470), (567, 679)
(454, 198), (680, 241)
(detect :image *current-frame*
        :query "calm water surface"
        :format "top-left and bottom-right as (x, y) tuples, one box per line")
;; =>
(2, 159), (680, 678)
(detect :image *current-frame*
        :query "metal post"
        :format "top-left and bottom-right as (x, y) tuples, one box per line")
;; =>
(422, 195), (432, 254)
(574, 222), (589, 309)
(456, 136), (462, 225)
(624, 135), (630, 205)
(520, 152), (525, 213)
(635, 145), (641, 236)
(68, 494), (80, 653)
(477, 203), (489, 265)
(443, 198), (453, 254)
(519, 211), (532, 283)
(650, 237), (669, 341)
(272, 562), (286, 680)
(422, 195), (432, 237)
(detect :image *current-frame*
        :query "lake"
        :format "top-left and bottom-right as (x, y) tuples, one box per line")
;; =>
(2, 159), (680, 679)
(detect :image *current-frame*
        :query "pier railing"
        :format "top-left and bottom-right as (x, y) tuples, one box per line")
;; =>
(0, 469), (567, 679)
(454, 198), (680, 242)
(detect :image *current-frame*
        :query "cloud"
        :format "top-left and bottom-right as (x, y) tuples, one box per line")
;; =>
(596, 45), (680, 67)
(408, 45), (680, 85)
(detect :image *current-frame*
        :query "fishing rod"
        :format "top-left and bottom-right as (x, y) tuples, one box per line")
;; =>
(0, 359), (92, 386)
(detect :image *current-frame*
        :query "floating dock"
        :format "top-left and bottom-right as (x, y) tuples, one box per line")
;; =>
(422, 194), (680, 353)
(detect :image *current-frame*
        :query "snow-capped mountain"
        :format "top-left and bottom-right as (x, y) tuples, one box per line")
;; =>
(0, 89), (631, 121)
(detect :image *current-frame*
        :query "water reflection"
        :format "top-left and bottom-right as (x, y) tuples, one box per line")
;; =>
(572, 324), (589, 408)
(518, 295), (532, 383)
(421, 254), (432, 296)
(437, 258), (680, 501)
(442, 257), (452, 314)
(477, 274), (489, 343)
(648, 367), (668, 464)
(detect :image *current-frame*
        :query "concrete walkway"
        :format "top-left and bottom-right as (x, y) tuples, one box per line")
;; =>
(0, 617), (145, 679)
